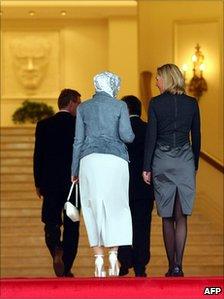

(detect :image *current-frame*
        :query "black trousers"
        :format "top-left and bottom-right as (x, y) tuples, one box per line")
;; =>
(42, 189), (80, 275)
(118, 199), (154, 274)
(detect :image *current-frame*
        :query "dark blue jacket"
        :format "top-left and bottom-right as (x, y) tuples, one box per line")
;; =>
(128, 116), (154, 201)
(33, 112), (76, 192)
(144, 92), (201, 171)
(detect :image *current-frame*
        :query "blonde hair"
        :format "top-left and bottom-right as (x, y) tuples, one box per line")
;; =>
(157, 64), (185, 95)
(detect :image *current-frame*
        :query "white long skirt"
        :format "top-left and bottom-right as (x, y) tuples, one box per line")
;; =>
(79, 153), (132, 247)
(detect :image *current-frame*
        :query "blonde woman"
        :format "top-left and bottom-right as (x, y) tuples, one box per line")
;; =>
(143, 64), (201, 277)
(71, 71), (134, 277)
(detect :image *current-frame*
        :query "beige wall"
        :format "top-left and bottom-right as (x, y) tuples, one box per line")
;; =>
(1, 16), (138, 126)
(61, 19), (108, 99)
(108, 17), (138, 96)
(174, 20), (223, 163)
(138, 0), (223, 230)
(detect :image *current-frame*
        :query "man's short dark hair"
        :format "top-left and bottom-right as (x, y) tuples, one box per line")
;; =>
(58, 89), (81, 109)
(121, 95), (142, 116)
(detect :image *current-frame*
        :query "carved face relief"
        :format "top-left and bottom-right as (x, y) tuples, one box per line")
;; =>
(11, 37), (51, 91)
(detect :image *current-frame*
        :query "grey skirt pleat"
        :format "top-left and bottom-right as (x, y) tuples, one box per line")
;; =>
(152, 143), (196, 217)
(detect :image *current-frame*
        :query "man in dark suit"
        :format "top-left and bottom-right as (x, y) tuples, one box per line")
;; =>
(33, 89), (81, 277)
(118, 95), (154, 277)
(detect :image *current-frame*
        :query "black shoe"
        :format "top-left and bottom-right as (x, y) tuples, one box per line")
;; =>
(119, 267), (129, 276)
(134, 266), (147, 277)
(53, 247), (64, 277)
(135, 272), (147, 277)
(171, 265), (184, 277)
(165, 268), (173, 277)
(64, 271), (74, 277)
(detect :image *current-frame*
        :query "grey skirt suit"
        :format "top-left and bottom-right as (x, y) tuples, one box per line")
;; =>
(144, 92), (201, 217)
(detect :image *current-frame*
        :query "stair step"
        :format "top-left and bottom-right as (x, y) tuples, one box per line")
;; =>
(1, 158), (33, 166)
(0, 191), (37, 200)
(0, 216), (217, 234)
(1, 254), (222, 269)
(1, 216), (40, 227)
(0, 212), (218, 234)
(1, 245), (222, 258)
(1, 200), (41, 209)
(1, 135), (35, 143)
(1, 174), (34, 183)
(1, 143), (34, 150)
(1, 221), (87, 233)
(1, 233), (222, 247)
(1, 233), (90, 245)
(1, 208), (41, 217)
(1, 265), (223, 278)
(0, 215), (213, 235)
(1, 150), (33, 158)
(1, 226), (223, 245)
(0, 127), (35, 135)
(1, 183), (35, 191)
(1, 166), (33, 174)
(0, 246), (91, 257)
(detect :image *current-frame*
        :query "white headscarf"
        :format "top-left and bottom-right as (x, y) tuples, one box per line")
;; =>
(93, 71), (121, 97)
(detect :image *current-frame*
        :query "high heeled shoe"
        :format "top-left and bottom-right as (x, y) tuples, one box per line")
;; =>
(171, 265), (184, 277)
(94, 255), (106, 277)
(108, 251), (120, 276)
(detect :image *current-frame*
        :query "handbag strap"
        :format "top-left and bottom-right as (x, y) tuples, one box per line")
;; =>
(75, 183), (78, 208)
(67, 181), (79, 208)
(67, 181), (75, 202)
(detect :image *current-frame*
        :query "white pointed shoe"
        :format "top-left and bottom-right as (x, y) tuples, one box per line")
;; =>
(94, 255), (106, 277)
(108, 251), (120, 276)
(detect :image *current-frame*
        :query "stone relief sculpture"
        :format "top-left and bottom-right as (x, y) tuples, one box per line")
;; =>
(10, 36), (51, 93)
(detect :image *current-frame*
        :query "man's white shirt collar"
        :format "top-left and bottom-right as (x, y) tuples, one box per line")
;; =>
(130, 114), (140, 118)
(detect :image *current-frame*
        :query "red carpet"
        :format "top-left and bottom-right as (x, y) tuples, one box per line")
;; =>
(1, 277), (223, 299)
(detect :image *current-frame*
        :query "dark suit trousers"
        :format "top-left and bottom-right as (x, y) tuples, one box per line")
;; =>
(42, 190), (80, 274)
(118, 198), (154, 274)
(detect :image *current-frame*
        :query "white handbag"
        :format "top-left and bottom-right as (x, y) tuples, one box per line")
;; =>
(64, 181), (80, 222)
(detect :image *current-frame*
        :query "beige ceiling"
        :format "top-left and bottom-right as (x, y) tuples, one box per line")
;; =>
(1, 0), (137, 19)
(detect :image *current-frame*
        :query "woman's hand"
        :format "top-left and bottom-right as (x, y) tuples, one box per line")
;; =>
(142, 171), (151, 185)
(71, 176), (79, 183)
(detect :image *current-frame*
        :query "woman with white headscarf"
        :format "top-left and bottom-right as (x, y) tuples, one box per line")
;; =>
(71, 71), (134, 277)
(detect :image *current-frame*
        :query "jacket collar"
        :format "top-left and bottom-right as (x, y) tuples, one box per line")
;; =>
(93, 91), (115, 100)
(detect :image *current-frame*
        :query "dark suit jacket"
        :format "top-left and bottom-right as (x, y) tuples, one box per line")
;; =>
(33, 112), (76, 193)
(128, 116), (154, 202)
